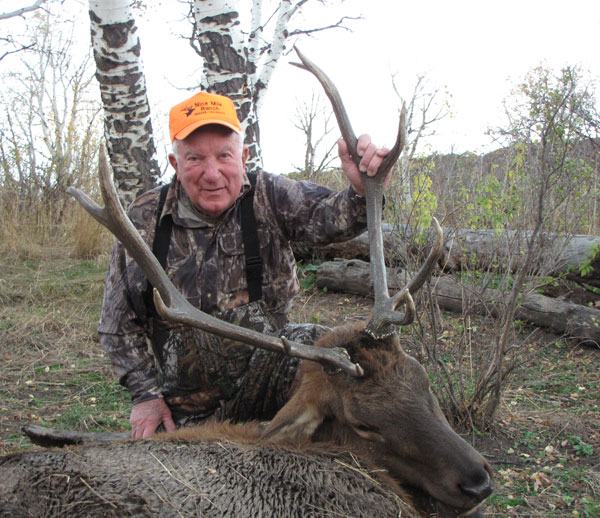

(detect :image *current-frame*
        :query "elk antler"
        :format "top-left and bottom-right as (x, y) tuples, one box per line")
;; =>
(292, 47), (444, 339)
(67, 148), (364, 377)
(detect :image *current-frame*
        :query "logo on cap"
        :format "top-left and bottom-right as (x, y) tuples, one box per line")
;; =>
(169, 92), (242, 142)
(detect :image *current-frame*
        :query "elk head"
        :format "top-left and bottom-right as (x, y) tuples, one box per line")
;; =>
(260, 48), (494, 517)
(263, 321), (493, 517)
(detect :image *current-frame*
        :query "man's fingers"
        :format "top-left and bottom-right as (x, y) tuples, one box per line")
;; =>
(353, 134), (390, 176)
(141, 424), (156, 439)
(163, 414), (176, 432)
(360, 145), (388, 176)
(355, 134), (371, 158)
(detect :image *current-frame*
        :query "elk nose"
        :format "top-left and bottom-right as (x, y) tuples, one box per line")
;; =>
(460, 471), (494, 501)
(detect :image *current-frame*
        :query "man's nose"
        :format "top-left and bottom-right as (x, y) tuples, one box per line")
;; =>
(202, 159), (220, 180)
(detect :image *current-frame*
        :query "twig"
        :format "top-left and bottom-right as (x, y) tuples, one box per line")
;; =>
(79, 476), (118, 508)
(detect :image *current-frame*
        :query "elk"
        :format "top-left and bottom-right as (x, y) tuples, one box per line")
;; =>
(0, 49), (493, 517)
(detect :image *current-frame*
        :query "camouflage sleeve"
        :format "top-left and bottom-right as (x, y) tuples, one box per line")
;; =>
(99, 332), (162, 404)
(98, 229), (161, 404)
(259, 173), (368, 244)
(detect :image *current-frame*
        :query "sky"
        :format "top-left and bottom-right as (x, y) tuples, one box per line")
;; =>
(4, 0), (600, 175)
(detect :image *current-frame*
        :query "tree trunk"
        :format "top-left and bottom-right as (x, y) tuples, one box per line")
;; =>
(89, 0), (160, 205)
(191, 0), (262, 169)
(294, 225), (600, 288)
(442, 229), (600, 288)
(190, 1), (355, 173)
(316, 258), (600, 345)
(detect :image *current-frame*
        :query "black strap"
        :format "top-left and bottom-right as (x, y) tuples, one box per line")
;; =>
(144, 183), (173, 317)
(241, 172), (263, 302)
(152, 184), (173, 269)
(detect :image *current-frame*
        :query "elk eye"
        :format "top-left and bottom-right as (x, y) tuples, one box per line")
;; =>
(352, 423), (384, 442)
(355, 423), (377, 433)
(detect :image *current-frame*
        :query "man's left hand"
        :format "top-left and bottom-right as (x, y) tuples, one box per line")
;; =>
(338, 134), (391, 196)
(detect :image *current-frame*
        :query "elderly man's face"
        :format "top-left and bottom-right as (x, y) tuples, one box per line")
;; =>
(169, 126), (248, 218)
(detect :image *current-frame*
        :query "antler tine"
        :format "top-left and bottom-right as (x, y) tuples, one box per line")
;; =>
(293, 48), (442, 339)
(388, 217), (444, 326)
(292, 46), (406, 175)
(67, 147), (364, 378)
(405, 216), (444, 295)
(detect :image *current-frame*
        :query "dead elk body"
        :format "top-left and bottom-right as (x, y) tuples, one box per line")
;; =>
(0, 426), (412, 518)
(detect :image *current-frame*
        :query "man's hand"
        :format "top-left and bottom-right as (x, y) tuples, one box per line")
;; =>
(338, 134), (391, 196)
(130, 398), (176, 439)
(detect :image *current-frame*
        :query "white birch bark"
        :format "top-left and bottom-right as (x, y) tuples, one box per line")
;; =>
(192, 0), (262, 168)
(253, 0), (298, 117)
(89, 0), (160, 204)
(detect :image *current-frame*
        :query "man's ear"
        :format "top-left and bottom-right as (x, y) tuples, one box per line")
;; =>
(168, 153), (178, 176)
(241, 145), (249, 168)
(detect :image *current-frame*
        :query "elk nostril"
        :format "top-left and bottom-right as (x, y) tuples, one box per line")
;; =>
(460, 471), (494, 501)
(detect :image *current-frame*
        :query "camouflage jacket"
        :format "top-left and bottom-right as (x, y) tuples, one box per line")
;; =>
(98, 169), (368, 404)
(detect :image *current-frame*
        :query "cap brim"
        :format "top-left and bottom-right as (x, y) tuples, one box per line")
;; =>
(173, 119), (242, 141)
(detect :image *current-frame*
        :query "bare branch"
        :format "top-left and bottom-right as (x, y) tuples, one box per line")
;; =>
(288, 15), (362, 37)
(0, 0), (46, 20)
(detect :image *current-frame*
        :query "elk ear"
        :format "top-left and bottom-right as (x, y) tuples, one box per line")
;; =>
(261, 375), (331, 441)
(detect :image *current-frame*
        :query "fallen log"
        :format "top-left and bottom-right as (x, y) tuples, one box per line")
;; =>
(316, 259), (600, 346)
(442, 229), (600, 289)
(294, 226), (600, 288)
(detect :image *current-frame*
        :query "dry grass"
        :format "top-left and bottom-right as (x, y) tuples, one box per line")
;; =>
(0, 211), (127, 455)
(0, 196), (113, 262)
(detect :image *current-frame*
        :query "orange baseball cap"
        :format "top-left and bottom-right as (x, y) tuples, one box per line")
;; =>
(169, 91), (242, 142)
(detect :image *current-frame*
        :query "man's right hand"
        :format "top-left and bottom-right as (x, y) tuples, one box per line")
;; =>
(130, 398), (176, 439)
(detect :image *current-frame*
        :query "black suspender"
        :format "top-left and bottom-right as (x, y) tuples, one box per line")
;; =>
(152, 183), (174, 269)
(241, 172), (263, 302)
(144, 174), (263, 317)
(143, 182), (172, 317)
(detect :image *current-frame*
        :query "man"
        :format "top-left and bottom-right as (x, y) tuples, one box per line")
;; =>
(99, 91), (391, 439)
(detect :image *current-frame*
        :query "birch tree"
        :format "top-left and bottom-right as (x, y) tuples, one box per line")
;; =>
(88, 0), (160, 204)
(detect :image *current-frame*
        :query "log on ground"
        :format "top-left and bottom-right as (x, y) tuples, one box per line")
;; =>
(295, 226), (600, 288)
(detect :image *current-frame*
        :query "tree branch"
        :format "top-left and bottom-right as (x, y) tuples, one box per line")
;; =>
(288, 15), (362, 37)
(0, 0), (46, 20)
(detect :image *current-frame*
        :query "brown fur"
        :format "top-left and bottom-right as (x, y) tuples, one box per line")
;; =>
(2, 323), (492, 518)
